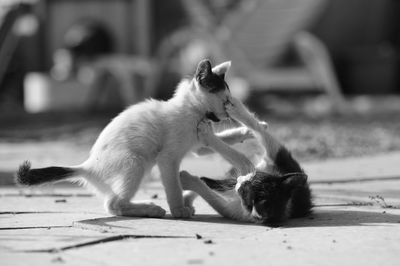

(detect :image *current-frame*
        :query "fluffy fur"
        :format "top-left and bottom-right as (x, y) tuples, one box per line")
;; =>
(180, 98), (312, 224)
(15, 59), (237, 219)
(16, 161), (75, 185)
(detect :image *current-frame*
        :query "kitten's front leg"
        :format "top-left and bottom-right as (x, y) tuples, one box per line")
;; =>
(194, 126), (253, 156)
(226, 97), (267, 134)
(198, 120), (255, 175)
(158, 157), (194, 218)
(216, 126), (254, 145)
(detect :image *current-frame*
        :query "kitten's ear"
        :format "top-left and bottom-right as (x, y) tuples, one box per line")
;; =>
(212, 61), (231, 79)
(282, 173), (307, 189)
(195, 59), (212, 81)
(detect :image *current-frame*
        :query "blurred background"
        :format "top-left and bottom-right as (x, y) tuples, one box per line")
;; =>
(1, 0), (400, 185)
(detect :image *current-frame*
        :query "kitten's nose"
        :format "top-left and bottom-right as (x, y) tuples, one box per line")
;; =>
(205, 112), (220, 122)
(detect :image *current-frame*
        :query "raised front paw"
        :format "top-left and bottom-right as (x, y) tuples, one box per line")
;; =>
(225, 96), (248, 118)
(197, 119), (213, 145)
(171, 206), (195, 219)
(239, 127), (253, 142)
(259, 121), (268, 130)
(225, 98), (240, 119)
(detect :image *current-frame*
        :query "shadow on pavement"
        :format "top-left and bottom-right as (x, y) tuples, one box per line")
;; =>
(76, 208), (400, 230)
(76, 213), (256, 229)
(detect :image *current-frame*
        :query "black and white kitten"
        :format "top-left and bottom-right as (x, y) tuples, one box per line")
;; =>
(180, 98), (312, 224)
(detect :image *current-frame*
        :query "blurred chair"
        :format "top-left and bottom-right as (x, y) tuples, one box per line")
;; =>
(86, 55), (155, 108)
(149, 0), (348, 112)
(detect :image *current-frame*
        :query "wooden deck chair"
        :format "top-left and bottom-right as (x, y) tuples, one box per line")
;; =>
(149, 0), (348, 112)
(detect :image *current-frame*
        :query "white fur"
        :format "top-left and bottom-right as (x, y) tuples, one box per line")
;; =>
(67, 61), (233, 218)
(235, 173), (255, 192)
(211, 61), (231, 76)
(182, 97), (281, 222)
(180, 171), (254, 222)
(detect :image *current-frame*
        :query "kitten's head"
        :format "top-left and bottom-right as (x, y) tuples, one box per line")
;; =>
(236, 171), (308, 225)
(193, 59), (232, 122)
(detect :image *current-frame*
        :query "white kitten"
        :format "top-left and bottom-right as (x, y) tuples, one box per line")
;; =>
(16, 59), (254, 219)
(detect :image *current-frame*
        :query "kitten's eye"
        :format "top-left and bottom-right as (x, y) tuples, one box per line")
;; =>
(255, 199), (268, 208)
(254, 199), (269, 214)
(238, 181), (254, 212)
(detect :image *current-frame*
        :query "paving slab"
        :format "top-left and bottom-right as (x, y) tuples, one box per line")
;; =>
(0, 227), (116, 251)
(1, 179), (400, 266)
(1, 145), (400, 265)
(304, 152), (400, 183)
(65, 207), (400, 266)
(2, 204), (400, 266)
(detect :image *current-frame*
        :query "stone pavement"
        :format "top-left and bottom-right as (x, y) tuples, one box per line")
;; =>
(1, 152), (400, 266)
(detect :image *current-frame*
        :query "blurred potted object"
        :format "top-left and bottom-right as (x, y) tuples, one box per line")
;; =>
(24, 20), (114, 113)
(148, 0), (347, 112)
(24, 72), (90, 113)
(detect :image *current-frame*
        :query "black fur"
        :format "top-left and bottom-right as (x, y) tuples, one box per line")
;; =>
(273, 148), (312, 219)
(200, 177), (236, 192)
(205, 112), (220, 122)
(202, 143), (312, 224)
(15, 161), (75, 186)
(195, 59), (228, 93)
(289, 185), (313, 218)
(274, 147), (302, 173)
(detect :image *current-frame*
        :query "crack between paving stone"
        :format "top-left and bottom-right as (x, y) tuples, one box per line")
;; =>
(314, 203), (373, 207)
(0, 211), (103, 215)
(0, 225), (72, 230)
(22, 234), (193, 253)
(0, 193), (93, 197)
(0, 211), (70, 215)
(310, 175), (400, 184)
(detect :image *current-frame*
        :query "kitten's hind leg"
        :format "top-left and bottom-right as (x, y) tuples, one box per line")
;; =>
(183, 191), (198, 213)
(104, 160), (166, 218)
(180, 171), (251, 222)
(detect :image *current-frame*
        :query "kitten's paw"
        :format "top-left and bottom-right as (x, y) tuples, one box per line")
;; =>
(146, 204), (167, 218)
(183, 204), (196, 216)
(259, 121), (268, 130)
(197, 120), (213, 145)
(183, 191), (197, 215)
(171, 206), (194, 219)
(225, 101), (238, 118)
(240, 127), (253, 142)
(225, 97), (244, 118)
